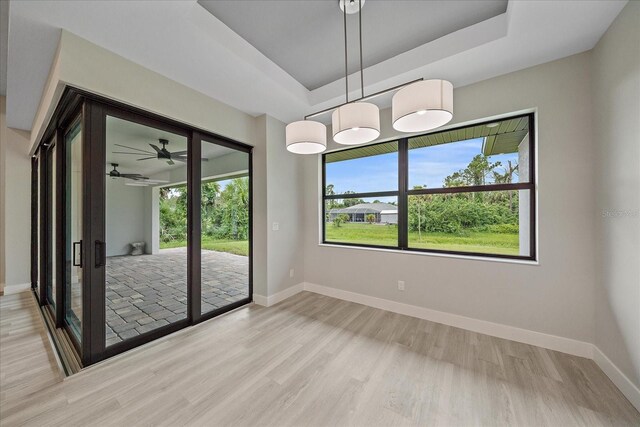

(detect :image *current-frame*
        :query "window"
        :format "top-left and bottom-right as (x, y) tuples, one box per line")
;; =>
(322, 114), (536, 260)
(324, 142), (399, 248)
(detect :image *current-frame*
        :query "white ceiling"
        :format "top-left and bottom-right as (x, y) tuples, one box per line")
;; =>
(198, 0), (508, 90)
(3, 0), (627, 131)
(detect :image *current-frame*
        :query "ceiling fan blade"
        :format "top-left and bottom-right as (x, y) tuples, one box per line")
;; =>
(172, 150), (187, 156)
(166, 159), (175, 165)
(121, 173), (143, 177)
(137, 156), (156, 161)
(149, 144), (162, 153)
(114, 144), (154, 154)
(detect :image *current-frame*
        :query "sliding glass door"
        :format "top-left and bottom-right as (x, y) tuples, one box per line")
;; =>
(32, 88), (253, 368)
(103, 113), (190, 349)
(198, 140), (250, 318)
(46, 140), (58, 310)
(64, 117), (84, 344)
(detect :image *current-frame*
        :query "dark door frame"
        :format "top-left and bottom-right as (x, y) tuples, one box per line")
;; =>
(32, 86), (254, 367)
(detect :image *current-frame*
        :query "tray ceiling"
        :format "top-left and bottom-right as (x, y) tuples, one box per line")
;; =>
(3, 0), (628, 132)
(198, 0), (508, 90)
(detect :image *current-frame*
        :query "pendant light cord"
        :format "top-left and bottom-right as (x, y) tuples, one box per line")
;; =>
(359, 0), (364, 99)
(343, 1), (349, 103)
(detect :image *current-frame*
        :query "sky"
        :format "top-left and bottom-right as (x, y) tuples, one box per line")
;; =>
(326, 137), (520, 195)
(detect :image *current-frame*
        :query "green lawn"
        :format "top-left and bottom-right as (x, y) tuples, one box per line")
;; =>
(161, 237), (249, 256)
(325, 222), (519, 255)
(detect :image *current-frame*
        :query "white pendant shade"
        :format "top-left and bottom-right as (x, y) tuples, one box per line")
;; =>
(286, 120), (327, 154)
(392, 79), (453, 133)
(332, 102), (380, 145)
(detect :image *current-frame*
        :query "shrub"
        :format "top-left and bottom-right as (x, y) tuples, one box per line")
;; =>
(408, 195), (518, 235)
(486, 223), (519, 234)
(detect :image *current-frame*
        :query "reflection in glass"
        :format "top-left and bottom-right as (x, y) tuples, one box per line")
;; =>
(199, 143), (249, 315)
(65, 119), (83, 341)
(408, 190), (529, 256)
(104, 116), (188, 346)
(325, 196), (398, 247)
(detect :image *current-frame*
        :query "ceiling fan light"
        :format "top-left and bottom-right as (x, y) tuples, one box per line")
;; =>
(286, 120), (327, 154)
(392, 79), (453, 133)
(332, 102), (380, 145)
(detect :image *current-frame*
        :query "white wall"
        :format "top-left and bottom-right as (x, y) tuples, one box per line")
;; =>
(303, 51), (597, 344)
(592, 1), (640, 390)
(0, 95), (31, 290)
(143, 187), (159, 255)
(106, 179), (147, 257)
(265, 115), (305, 295)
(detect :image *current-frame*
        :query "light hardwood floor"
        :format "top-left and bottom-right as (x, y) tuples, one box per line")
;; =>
(1, 291), (638, 426)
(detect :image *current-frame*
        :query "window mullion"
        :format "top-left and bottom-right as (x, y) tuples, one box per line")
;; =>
(398, 138), (408, 249)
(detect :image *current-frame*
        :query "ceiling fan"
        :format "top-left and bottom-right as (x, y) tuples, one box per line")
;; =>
(106, 163), (148, 181)
(113, 138), (189, 165)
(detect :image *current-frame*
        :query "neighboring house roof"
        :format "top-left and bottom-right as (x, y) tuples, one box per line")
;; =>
(329, 203), (398, 214)
(380, 210), (397, 215)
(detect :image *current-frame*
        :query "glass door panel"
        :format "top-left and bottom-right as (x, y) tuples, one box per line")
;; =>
(65, 118), (83, 342)
(104, 115), (188, 347)
(46, 142), (57, 308)
(35, 154), (42, 295)
(199, 141), (250, 315)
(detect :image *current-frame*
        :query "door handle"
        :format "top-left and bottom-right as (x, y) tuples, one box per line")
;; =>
(95, 240), (106, 267)
(72, 240), (82, 267)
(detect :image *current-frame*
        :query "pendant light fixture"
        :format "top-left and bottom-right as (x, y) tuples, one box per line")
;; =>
(332, 0), (380, 145)
(392, 79), (453, 133)
(285, 120), (327, 154)
(286, 1), (454, 154)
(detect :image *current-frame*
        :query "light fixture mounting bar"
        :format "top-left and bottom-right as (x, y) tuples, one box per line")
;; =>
(304, 77), (424, 120)
(359, 0), (364, 99)
(343, 1), (348, 103)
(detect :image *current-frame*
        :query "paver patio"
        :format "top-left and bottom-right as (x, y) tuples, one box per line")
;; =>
(105, 247), (248, 346)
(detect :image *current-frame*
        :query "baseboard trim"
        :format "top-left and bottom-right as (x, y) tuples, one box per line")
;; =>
(253, 282), (305, 307)
(593, 345), (640, 411)
(2, 282), (31, 295)
(253, 294), (268, 306)
(302, 282), (593, 358)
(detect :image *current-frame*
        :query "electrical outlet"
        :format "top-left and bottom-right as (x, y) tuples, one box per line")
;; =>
(272, 222), (279, 231)
(398, 280), (405, 291)
(290, 269), (294, 278)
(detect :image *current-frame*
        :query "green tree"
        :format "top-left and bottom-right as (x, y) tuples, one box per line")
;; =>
(366, 214), (376, 224)
(159, 186), (188, 242)
(218, 177), (249, 240)
(342, 191), (364, 207)
(159, 177), (250, 244)
(201, 181), (221, 236)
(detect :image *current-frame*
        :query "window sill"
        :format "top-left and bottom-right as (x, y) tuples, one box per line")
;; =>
(318, 243), (539, 266)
